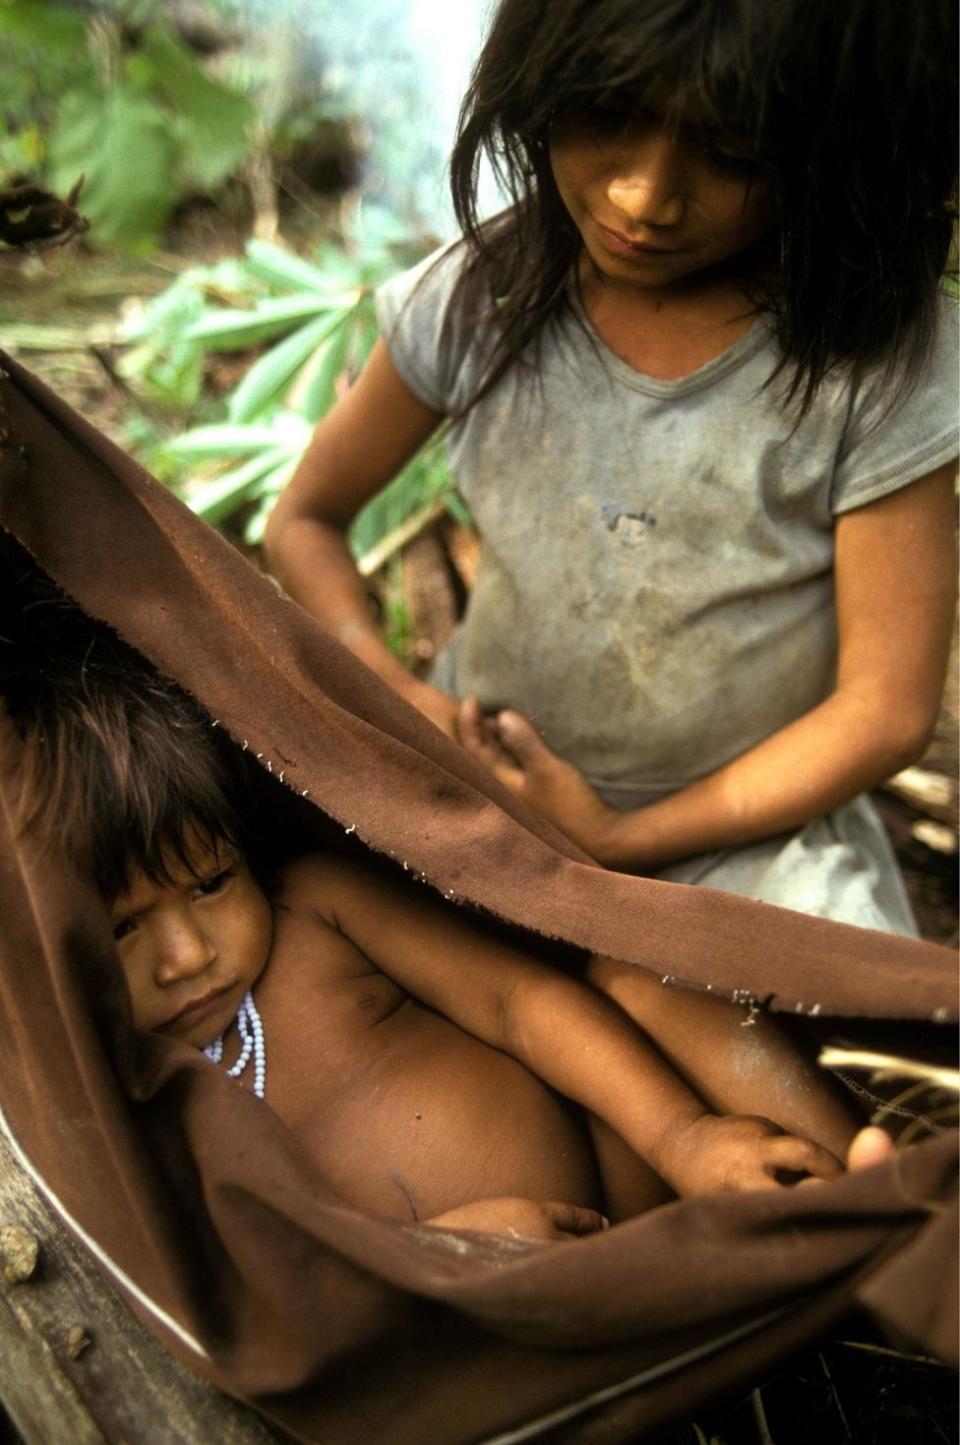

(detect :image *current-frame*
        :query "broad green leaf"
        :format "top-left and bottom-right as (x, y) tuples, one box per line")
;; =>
(242, 459), (301, 546)
(164, 424), (290, 459)
(0, 1), (86, 54)
(298, 312), (355, 422)
(304, 243), (365, 288)
(242, 240), (347, 295)
(442, 490), (475, 529)
(228, 310), (350, 423)
(243, 501), (272, 548)
(142, 26), (255, 190)
(186, 293), (357, 350)
(47, 84), (178, 252)
(349, 439), (455, 558)
(121, 277), (200, 344)
(187, 445), (296, 526)
(165, 413), (311, 460)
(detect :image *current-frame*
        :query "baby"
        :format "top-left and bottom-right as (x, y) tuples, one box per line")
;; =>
(7, 582), (874, 1239)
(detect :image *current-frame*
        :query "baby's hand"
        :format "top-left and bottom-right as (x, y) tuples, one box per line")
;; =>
(662, 1114), (844, 1196)
(426, 1196), (609, 1241)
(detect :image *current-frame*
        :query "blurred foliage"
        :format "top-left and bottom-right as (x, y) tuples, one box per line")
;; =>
(0, 0), (255, 251)
(119, 216), (466, 553)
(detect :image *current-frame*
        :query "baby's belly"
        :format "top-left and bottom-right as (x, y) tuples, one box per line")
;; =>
(289, 1007), (601, 1223)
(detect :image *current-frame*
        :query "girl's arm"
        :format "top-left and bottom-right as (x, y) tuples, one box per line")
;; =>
(461, 463), (957, 869)
(285, 855), (843, 1195)
(262, 340), (455, 733)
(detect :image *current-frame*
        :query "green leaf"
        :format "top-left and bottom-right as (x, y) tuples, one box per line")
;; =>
(164, 413), (311, 460)
(442, 491), (474, 529)
(185, 293), (357, 350)
(141, 26), (255, 190)
(242, 459), (301, 546)
(0, 0), (86, 54)
(303, 243), (365, 288)
(348, 438), (455, 559)
(242, 240), (348, 295)
(187, 445), (295, 527)
(164, 424), (288, 459)
(46, 84), (178, 252)
(298, 312), (355, 422)
(228, 310), (350, 423)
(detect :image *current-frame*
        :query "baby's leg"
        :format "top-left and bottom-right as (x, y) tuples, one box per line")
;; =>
(586, 956), (862, 1161)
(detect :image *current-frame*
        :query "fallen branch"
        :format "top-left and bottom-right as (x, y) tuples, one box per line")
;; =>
(357, 498), (446, 578)
(819, 1047), (960, 1093)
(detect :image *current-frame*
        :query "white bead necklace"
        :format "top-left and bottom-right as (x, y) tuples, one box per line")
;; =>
(203, 990), (266, 1099)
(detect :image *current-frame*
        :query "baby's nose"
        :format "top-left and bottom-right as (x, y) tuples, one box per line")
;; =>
(607, 137), (685, 228)
(155, 917), (216, 985)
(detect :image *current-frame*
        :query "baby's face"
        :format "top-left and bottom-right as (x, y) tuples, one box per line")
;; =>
(107, 829), (273, 1049)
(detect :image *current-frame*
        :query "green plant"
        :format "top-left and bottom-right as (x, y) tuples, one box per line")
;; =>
(0, 1), (255, 252)
(123, 225), (467, 553)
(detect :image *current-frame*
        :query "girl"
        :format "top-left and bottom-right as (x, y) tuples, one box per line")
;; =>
(264, 0), (958, 934)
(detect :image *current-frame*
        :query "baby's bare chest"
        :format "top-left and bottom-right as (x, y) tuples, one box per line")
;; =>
(260, 957), (528, 1117)
(252, 930), (591, 1219)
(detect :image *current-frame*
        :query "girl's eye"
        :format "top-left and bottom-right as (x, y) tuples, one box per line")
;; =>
(696, 138), (762, 175)
(557, 101), (640, 137)
(113, 918), (135, 942)
(195, 869), (234, 899)
(589, 103), (633, 130)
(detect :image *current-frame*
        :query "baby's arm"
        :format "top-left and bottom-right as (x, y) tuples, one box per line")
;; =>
(286, 855), (842, 1196)
(262, 340), (457, 736)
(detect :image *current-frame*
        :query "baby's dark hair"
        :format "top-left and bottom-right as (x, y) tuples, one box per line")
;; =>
(450, 0), (957, 414)
(0, 536), (255, 901)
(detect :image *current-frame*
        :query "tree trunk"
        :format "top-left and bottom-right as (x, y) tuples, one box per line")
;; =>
(0, 1127), (287, 1444)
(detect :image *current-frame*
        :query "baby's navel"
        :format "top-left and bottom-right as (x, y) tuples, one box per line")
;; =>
(390, 1172), (420, 1221)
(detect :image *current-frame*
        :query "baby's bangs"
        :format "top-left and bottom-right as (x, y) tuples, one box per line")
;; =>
(102, 805), (242, 904)
(97, 729), (249, 902)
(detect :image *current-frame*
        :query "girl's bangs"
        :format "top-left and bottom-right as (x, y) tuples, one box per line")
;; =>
(533, 0), (780, 157)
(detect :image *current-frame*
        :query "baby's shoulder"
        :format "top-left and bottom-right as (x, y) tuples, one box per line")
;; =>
(273, 850), (383, 919)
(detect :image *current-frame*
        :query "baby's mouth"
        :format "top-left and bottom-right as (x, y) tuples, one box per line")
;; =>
(163, 983), (236, 1033)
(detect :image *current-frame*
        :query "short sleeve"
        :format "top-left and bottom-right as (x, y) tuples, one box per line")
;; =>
(374, 241), (494, 415)
(831, 293), (959, 515)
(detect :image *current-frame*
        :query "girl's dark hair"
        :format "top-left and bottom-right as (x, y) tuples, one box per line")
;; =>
(0, 536), (254, 900)
(449, 0), (957, 413)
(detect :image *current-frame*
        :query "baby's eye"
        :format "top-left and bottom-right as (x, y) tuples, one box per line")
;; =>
(194, 869), (234, 899)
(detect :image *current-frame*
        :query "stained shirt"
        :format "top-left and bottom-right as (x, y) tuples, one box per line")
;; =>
(377, 243), (959, 805)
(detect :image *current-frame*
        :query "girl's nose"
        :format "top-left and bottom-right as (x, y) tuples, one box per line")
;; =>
(607, 135), (685, 229)
(155, 915), (217, 986)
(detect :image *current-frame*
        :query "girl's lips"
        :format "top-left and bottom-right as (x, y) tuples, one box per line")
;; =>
(593, 219), (679, 256)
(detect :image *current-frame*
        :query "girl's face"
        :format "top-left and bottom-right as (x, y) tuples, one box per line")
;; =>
(108, 830), (273, 1049)
(549, 106), (774, 291)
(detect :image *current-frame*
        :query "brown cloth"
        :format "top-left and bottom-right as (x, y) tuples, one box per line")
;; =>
(0, 350), (955, 1443)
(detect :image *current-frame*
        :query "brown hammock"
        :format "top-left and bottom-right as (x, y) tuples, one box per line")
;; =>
(0, 352), (954, 1444)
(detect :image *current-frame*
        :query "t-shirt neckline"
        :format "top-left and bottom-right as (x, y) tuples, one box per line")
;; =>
(568, 279), (773, 397)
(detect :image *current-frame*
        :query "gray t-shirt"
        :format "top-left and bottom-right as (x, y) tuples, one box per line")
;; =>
(377, 244), (959, 805)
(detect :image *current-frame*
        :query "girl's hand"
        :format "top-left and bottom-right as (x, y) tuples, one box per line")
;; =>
(403, 679), (462, 740)
(458, 700), (623, 859)
(659, 1114), (845, 1197)
(426, 1196), (609, 1241)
